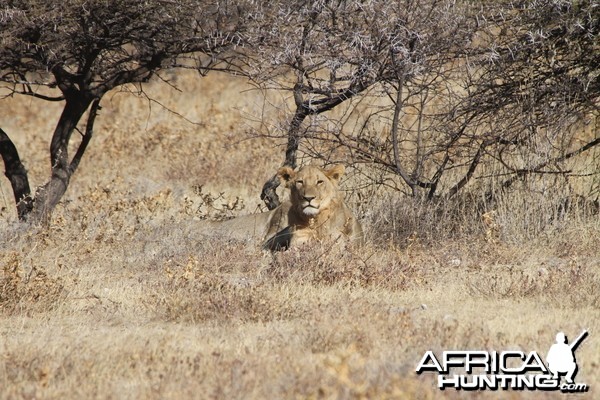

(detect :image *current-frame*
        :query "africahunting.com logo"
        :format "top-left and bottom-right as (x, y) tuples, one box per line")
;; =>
(416, 330), (589, 393)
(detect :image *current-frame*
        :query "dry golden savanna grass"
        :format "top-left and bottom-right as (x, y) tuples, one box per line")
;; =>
(1, 71), (599, 399)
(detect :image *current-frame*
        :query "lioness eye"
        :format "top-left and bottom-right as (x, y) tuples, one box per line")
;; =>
(296, 180), (303, 186)
(317, 180), (324, 185)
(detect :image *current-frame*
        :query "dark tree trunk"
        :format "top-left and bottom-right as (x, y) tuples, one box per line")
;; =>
(29, 96), (94, 223)
(1, 93), (100, 224)
(260, 108), (307, 210)
(0, 128), (33, 221)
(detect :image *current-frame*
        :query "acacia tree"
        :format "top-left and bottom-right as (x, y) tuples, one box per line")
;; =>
(336, 0), (479, 199)
(264, 0), (599, 202)
(243, 0), (408, 209)
(3, 0), (597, 223)
(376, 0), (600, 201)
(463, 0), (600, 196)
(0, 0), (243, 223)
(242, 0), (486, 206)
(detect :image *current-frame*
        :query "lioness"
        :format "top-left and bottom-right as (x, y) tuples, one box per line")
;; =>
(196, 165), (362, 250)
(263, 164), (363, 250)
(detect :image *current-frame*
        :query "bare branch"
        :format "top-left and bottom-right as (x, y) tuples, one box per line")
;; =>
(69, 99), (101, 176)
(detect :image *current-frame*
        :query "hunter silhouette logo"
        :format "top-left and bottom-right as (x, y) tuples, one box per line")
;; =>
(546, 330), (588, 384)
(416, 329), (589, 393)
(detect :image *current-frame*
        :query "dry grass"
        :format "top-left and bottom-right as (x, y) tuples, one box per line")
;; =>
(1, 71), (599, 399)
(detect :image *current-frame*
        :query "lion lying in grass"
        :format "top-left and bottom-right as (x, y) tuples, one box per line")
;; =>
(263, 164), (363, 250)
(201, 165), (363, 250)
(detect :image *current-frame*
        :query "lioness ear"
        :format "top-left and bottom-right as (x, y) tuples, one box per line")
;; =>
(278, 166), (296, 185)
(324, 164), (345, 183)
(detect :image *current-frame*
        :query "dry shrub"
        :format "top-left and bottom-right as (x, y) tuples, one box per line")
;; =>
(0, 252), (64, 315)
(266, 243), (419, 291)
(156, 274), (282, 323)
(468, 260), (600, 307)
(149, 253), (306, 323)
(363, 192), (486, 246)
(148, 240), (429, 324)
(267, 244), (372, 285)
(362, 177), (599, 249)
(316, 344), (435, 400)
(183, 184), (248, 220)
(492, 188), (599, 244)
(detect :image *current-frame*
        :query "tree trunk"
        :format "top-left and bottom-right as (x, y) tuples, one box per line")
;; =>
(390, 74), (420, 196)
(0, 128), (33, 220)
(260, 107), (307, 210)
(29, 97), (93, 223)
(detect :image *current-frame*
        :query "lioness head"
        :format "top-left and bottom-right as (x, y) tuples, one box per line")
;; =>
(278, 164), (345, 219)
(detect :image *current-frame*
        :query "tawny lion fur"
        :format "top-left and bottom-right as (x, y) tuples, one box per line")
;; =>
(263, 164), (362, 250)
(198, 165), (363, 250)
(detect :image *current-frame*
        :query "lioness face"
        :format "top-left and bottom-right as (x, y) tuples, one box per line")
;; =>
(278, 165), (345, 217)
